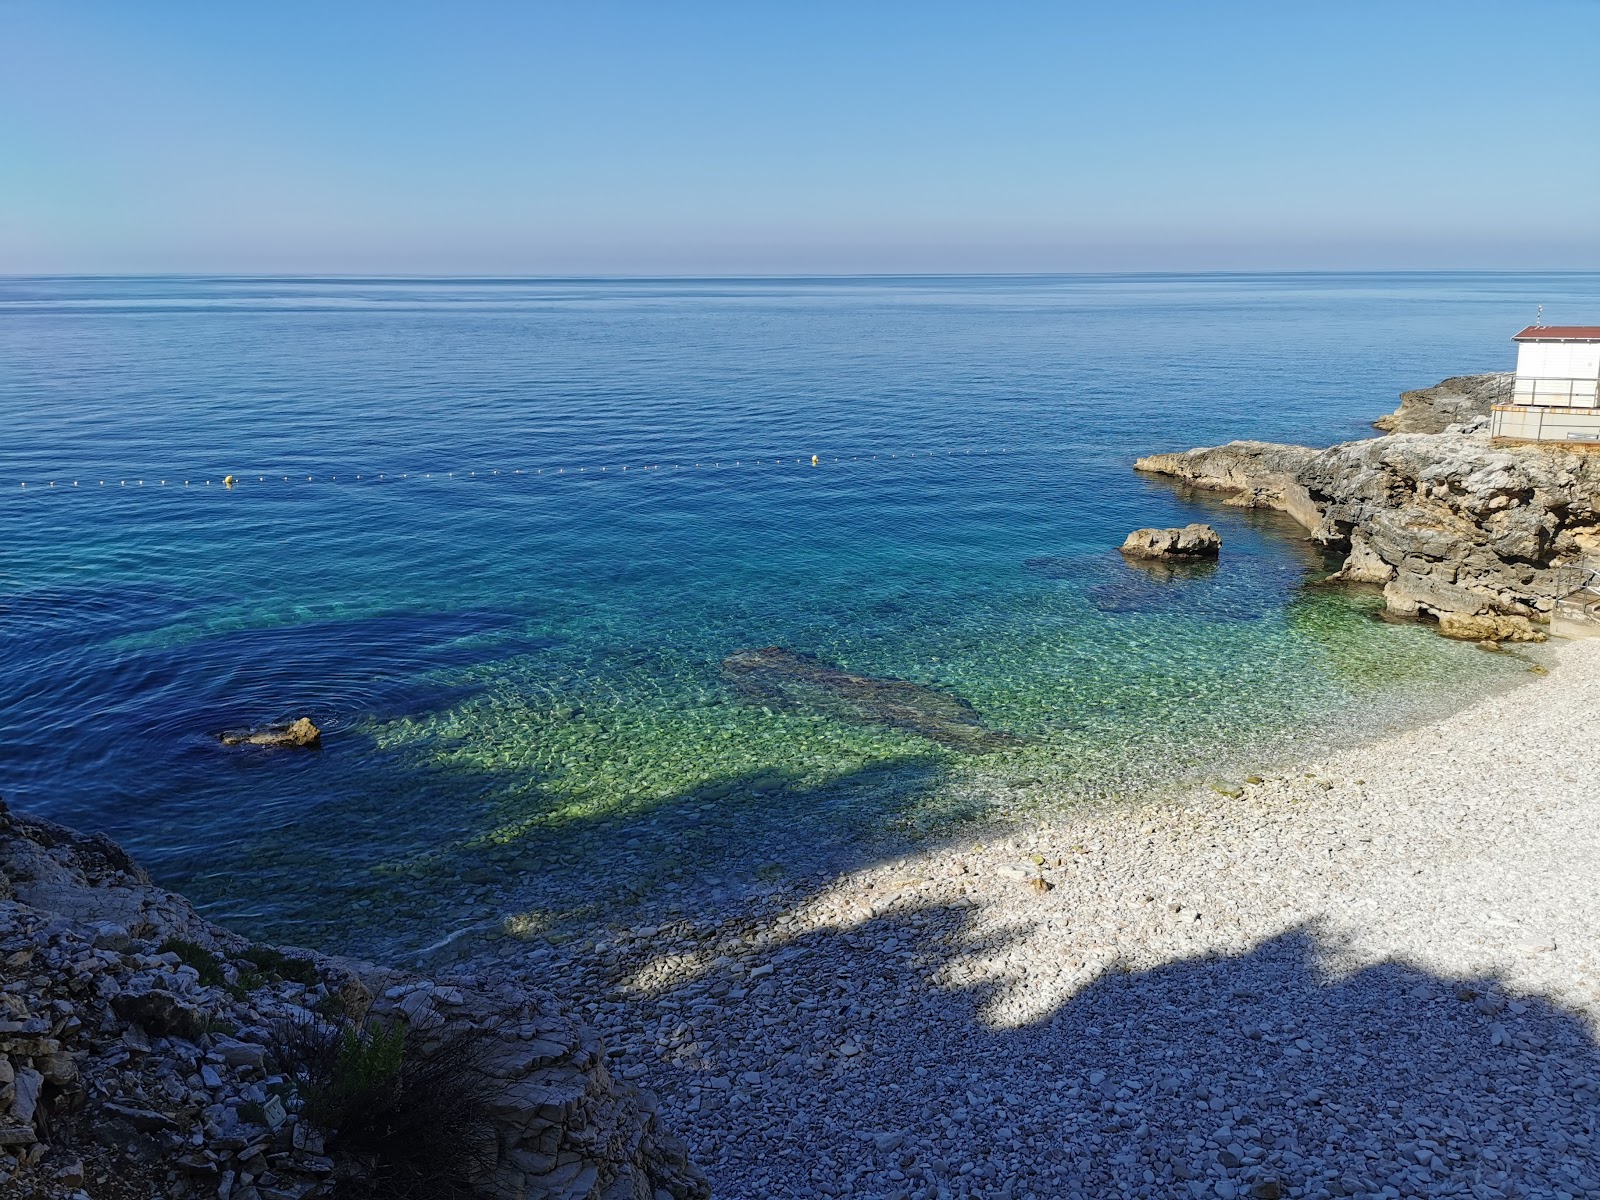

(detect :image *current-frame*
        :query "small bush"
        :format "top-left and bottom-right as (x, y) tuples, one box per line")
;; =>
(271, 1013), (498, 1200)
(242, 944), (321, 987)
(159, 938), (228, 988)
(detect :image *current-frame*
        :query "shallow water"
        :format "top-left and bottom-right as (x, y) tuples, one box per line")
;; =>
(3, 273), (1595, 959)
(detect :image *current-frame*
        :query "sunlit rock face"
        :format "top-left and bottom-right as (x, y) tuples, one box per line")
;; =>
(1118, 523), (1222, 560)
(1135, 380), (1600, 632)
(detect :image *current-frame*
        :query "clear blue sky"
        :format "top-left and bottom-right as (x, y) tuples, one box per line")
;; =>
(2, 1), (1597, 274)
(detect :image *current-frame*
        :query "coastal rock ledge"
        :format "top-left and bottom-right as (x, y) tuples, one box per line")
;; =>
(0, 800), (708, 1200)
(1134, 373), (1600, 639)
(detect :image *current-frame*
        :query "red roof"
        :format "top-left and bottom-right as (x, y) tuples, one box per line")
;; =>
(1513, 326), (1600, 342)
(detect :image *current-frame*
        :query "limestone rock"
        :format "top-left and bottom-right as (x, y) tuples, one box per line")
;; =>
(0, 803), (709, 1200)
(1437, 611), (1549, 643)
(1374, 372), (1511, 434)
(1132, 374), (1600, 635)
(219, 716), (322, 748)
(1118, 524), (1221, 560)
(721, 646), (1024, 753)
(1134, 441), (1320, 529)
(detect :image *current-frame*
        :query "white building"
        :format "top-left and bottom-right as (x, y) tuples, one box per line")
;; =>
(1490, 325), (1600, 443)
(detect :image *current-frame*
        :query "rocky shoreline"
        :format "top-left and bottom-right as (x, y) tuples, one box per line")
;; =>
(1132, 372), (1600, 643)
(0, 802), (707, 1200)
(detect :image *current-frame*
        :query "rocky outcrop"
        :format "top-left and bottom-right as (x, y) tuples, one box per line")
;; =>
(219, 718), (322, 749)
(0, 800), (708, 1200)
(1118, 524), (1221, 560)
(1130, 441), (1324, 531)
(1133, 377), (1600, 638)
(1436, 611), (1549, 643)
(1373, 372), (1510, 434)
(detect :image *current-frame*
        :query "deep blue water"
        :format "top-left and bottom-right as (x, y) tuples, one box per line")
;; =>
(3, 274), (1595, 959)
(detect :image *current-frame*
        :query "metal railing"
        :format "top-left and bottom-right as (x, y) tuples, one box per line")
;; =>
(1512, 377), (1600, 407)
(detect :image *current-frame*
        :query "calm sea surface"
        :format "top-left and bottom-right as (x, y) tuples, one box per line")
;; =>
(3, 273), (1596, 959)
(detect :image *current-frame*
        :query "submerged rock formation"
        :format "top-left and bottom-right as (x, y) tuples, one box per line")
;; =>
(1133, 375), (1600, 641)
(1372, 372), (1510, 434)
(0, 800), (707, 1200)
(721, 646), (1024, 753)
(1118, 524), (1221, 560)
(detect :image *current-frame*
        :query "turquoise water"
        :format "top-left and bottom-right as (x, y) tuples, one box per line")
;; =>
(3, 274), (1595, 959)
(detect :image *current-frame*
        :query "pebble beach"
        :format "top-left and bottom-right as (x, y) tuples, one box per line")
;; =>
(529, 637), (1600, 1200)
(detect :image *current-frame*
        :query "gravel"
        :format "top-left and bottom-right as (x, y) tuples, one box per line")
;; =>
(525, 637), (1600, 1199)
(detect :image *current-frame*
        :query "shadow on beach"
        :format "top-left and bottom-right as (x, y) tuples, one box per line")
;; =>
(534, 884), (1600, 1199)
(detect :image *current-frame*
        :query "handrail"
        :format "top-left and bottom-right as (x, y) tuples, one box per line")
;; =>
(1512, 376), (1600, 407)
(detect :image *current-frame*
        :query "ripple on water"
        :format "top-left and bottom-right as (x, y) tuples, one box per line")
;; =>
(1, 272), (1586, 960)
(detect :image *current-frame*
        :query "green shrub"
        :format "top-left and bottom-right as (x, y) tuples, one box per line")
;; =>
(242, 944), (321, 987)
(271, 1014), (497, 1200)
(159, 938), (228, 988)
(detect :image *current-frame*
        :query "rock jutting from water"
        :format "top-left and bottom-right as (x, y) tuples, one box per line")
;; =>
(218, 717), (323, 749)
(720, 646), (1024, 753)
(1133, 372), (1600, 642)
(0, 799), (708, 1200)
(1118, 523), (1222, 560)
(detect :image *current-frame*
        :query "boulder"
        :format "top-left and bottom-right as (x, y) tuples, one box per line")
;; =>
(110, 989), (211, 1041)
(219, 716), (322, 748)
(1436, 611), (1549, 643)
(1119, 524), (1222, 560)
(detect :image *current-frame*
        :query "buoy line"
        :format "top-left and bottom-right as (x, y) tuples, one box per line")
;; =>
(6, 447), (1013, 495)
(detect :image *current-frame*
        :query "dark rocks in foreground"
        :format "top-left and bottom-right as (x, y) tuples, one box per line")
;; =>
(0, 800), (708, 1200)
(1118, 523), (1221, 560)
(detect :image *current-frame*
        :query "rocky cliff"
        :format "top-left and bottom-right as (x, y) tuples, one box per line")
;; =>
(1134, 375), (1600, 642)
(0, 801), (708, 1200)
(1372, 372), (1511, 434)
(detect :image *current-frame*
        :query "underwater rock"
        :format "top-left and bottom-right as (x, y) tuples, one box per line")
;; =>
(218, 716), (322, 748)
(720, 646), (1023, 753)
(1117, 554), (1220, 585)
(1022, 556), (1078, 580)
(1030, 553), (1268, 620)
(1119, 524), (1222, 560)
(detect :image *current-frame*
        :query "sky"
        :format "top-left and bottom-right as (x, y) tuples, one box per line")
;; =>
(1, 1), (1597, 274)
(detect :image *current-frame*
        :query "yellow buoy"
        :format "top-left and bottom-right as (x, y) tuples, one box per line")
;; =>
(811, 454), (819, 466)
(223, 475), (236, 488)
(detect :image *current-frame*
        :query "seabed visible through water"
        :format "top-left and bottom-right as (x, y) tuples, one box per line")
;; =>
(1, 272), (1588, 962)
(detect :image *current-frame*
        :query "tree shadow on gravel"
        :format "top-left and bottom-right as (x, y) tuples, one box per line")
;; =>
(580, 888), (1600, 1200)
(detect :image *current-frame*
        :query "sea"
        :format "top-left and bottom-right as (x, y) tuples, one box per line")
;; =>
(3, 272), (1597, 961)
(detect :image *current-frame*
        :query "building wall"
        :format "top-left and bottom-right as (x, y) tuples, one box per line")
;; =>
(1514, 341), (1600, 407)
(1491, 404), (1600, 443)
(1516, 341), (1600, 380)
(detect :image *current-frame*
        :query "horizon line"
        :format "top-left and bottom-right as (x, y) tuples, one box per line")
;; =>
(4, 267), (1600, 283)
